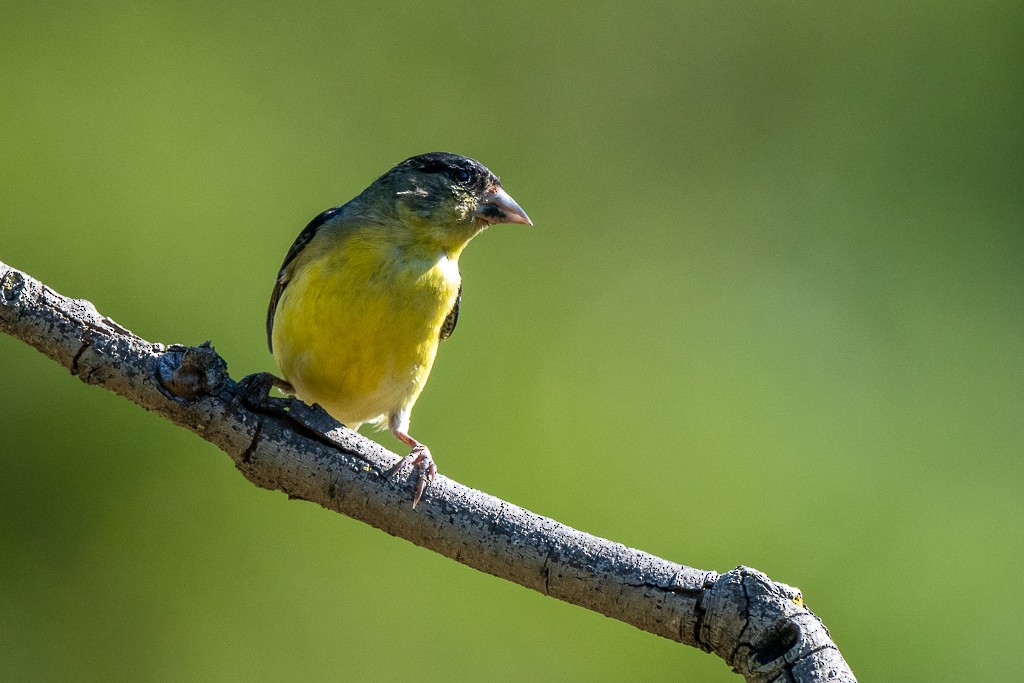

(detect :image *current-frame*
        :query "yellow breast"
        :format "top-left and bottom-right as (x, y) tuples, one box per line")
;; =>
(270, 226), (461, 428)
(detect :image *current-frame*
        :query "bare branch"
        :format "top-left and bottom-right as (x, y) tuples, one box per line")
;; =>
(0, 259), (856, 682)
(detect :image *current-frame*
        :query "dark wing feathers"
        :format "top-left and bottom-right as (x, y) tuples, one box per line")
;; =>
(439, 283), (461, 341)
(266, 206), (344, 353)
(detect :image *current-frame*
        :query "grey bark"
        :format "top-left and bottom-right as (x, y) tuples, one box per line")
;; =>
(0, 259), (856, 682)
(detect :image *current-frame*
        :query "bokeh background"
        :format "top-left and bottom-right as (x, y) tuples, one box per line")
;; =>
(2, 2), (1022, 680)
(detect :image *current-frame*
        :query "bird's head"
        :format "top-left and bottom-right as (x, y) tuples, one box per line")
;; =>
(362, 152), (531, 252)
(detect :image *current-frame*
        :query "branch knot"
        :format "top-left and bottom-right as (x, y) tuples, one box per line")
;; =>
(1, 268), (26, 304)
(156, 341), (228, 400)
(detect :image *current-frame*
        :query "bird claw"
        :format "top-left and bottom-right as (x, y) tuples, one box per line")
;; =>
(235, 372), (295, 411)
(389, 445), (436, 508)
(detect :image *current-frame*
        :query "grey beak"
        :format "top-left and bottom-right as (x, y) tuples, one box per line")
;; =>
(475, 187), (532, 226)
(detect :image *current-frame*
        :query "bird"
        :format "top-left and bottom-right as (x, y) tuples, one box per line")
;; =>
(266, 152), (531, 507)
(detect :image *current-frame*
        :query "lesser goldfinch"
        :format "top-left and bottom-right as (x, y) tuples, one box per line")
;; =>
(266, 152), (531, 507)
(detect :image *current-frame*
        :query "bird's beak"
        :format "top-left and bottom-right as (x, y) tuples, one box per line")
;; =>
(475, 187), (532, 226)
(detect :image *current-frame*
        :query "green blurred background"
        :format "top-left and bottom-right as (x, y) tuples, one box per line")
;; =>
(2, 2), (1022, 680)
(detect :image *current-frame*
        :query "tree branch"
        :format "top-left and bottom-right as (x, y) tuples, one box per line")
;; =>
(0, 259), (855, 682)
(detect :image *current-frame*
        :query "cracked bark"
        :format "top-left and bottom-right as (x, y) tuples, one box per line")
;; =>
(0, 259), (856, 682)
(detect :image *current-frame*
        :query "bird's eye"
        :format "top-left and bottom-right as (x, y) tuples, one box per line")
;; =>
(451, 168), (472, 184)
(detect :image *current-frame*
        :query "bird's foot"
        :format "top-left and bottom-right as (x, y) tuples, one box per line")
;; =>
(388, 445), (437, 509)
(236, 371), (294, 404)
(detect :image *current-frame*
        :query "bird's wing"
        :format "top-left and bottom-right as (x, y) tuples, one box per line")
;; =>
(266, 206), (344, 353)
(439, 283), (461, 341)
